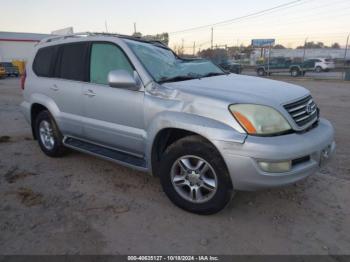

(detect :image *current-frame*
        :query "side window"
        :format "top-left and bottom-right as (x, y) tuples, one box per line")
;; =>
(33, 46), (56, 77)
(57, 42), (89, 81)
(90, 43), (134, 85)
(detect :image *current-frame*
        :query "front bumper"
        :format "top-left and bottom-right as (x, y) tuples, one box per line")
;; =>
(214, 118), (335, 191)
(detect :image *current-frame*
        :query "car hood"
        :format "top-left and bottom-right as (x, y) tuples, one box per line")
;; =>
(162, 74), (309, 106)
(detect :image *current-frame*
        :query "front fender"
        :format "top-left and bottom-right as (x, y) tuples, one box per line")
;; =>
(145, 111), (247, 173)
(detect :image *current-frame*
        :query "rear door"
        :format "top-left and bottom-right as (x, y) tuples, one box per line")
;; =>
(50, 42), (89, 137)
(82, 42), (145, 156)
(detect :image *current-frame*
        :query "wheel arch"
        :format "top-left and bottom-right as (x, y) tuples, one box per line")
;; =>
(29, 94), (61, 140)
(146, 112), (246, 180)
(290, 65), (301, 72)
(30, 103), (48, 139)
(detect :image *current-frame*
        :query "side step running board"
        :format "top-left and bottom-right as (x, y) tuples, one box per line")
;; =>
(63, 137), (147, 171)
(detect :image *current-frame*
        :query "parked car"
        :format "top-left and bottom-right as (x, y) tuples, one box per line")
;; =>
(21, 33), (335, 214)
(0, 65), (7, 78)
(219, 60), (242, 74)
(0, 62), (19, 77)
(256, 57), (314, 77)
(312, 58), (335, 72)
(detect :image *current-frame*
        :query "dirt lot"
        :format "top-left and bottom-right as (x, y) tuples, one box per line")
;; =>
(0, 77), (349, 255)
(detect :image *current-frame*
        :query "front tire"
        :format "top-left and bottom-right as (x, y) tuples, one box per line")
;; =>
(159, 136), (233, 215)
(315, 66), (323, 73)
(35, 110), (67, 157)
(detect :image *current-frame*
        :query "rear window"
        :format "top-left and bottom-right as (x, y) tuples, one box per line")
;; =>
(325, 59), (333, 62)
(33, 47), (56, 77)
(56, 42), (89, 81)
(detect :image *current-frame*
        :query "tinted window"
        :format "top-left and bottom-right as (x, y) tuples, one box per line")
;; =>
(33, 46), (56, 77)
(57, 42), (89, 81)
(90, 43), (134, 85)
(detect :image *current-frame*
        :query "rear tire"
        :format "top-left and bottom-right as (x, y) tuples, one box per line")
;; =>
(35, 110), (67, 157)
(291, 68), (300, 77)
(159, 135), (233, 215)
(257, 68), (266, 76)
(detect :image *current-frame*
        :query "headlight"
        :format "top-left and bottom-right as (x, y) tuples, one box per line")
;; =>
(229, 104), (291, 135)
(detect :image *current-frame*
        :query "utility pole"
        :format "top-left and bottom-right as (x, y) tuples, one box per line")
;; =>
(267, 44), (272, 77)
(302, 37), (308, 74)
(193, 42), (196, 56)
(134, 23), (137, 34)
(302, 37), (308, 63)
(343, 34), (349, 80)
(211, 28), (214, 49)
(105, 21), (109, 33)
(182, 39), (184, 55)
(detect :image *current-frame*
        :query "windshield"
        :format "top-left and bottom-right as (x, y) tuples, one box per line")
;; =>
(126, 40), (225, 83)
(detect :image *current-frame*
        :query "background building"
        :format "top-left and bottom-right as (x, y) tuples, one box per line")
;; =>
(0, 31), (50, 62)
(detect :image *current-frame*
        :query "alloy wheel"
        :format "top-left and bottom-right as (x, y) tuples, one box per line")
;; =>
(170, 155), (218, 203)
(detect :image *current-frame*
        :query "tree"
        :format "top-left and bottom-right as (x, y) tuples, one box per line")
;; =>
(273, 44), (286, 49)
(131, 32), (169, 46)
(197, 48), (228, 63)
(331, 43), (341, 49)
(296, 41), (326, 49)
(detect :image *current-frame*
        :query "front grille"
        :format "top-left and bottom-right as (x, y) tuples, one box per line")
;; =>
(284, 95), (318, 127)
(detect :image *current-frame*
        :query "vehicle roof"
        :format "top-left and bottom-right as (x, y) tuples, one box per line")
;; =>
(37, 32), (170, 50)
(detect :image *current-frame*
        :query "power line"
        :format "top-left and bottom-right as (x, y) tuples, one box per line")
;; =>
(168, 0), (305, 35)
(216, 0), (349, 28)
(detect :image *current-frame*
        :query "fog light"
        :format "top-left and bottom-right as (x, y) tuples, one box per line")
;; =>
(322, 145), (331, 159)
(258, 161), (292, 173)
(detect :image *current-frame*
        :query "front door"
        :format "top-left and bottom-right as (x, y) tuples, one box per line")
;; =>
(82, 42), (145, 156)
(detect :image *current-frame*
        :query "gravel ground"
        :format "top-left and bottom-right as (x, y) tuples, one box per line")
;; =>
(0, 77), (349, 255)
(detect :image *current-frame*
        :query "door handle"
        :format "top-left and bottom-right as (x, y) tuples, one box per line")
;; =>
(84, 89), (96, 97)
(50, 85), (59, 91)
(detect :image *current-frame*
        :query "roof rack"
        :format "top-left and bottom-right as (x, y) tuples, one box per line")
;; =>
(37, 32), (112, 45)
(37, 32), (155, 45)
(36, 32), (171, 50)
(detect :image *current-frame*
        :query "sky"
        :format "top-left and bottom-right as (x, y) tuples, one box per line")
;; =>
(1, 0), (350, 50)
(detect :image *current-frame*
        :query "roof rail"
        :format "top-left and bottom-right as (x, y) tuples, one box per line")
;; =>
(36, 32), (169, 48)
(37, 32), (143, 45)
(37, 32), (96, 45)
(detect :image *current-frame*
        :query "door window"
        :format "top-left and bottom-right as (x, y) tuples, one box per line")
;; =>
(56, 42), (89, 81)
(90, 43), (134, 85)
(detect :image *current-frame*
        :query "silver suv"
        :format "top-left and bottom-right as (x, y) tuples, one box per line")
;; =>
(21, 33), (335, 214)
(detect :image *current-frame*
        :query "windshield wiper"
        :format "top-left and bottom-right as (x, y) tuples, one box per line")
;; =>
(158, 75), (199, 84)
(158, 72), (226, 83)
(200, 72), (227, 78)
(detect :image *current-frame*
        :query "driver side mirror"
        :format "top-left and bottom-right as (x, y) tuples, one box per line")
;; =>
(108, 70), (140, 91)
